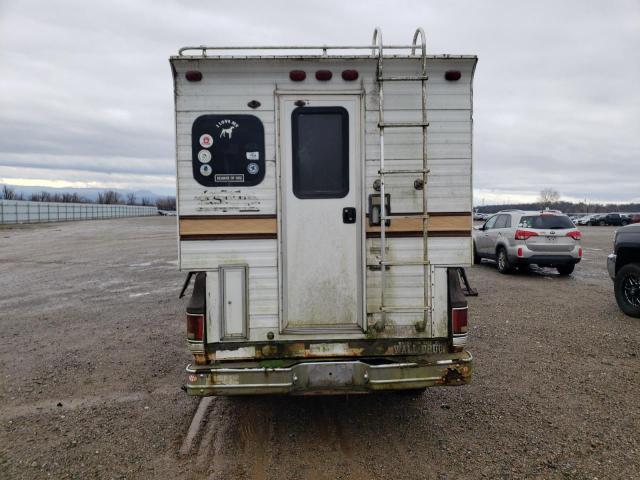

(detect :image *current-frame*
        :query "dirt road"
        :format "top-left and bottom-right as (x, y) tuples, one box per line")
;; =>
(1, 218), (638, 479)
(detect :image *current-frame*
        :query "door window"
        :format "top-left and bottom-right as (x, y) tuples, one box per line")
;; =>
(291, 107), (349, 199)
(484, 215), (498, 229)
(494, 215), (510, 229)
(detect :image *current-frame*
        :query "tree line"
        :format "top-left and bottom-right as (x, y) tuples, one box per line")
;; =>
(476, 189), (640, 215)
(1, 185), (176, 210)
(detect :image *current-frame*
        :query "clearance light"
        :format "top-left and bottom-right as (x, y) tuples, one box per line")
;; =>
(445, 70), (461, 81)
(185, 71), (203, 82)
(341, 69), (359, 81)
(289, 70), (306, 81)
(579, 247), (583, 258)
(315, 70), (333, 81)
(517, 247), (523, 257)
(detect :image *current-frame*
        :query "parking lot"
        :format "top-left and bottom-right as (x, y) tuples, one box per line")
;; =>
(1, 217), (638, 479)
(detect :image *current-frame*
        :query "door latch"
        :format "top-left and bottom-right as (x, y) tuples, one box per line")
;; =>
(342, 207), (356, 224)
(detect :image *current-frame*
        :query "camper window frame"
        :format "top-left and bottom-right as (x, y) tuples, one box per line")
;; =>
(291, 106), (350, 199)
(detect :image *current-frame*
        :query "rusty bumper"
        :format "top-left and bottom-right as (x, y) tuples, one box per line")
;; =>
(185, 352), (472, 396)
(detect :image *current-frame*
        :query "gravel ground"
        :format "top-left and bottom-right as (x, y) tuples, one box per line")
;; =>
(1, 218), (638, 479)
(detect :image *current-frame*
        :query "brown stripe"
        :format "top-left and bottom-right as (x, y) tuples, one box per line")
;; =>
(366, 230), (471, 238)
(179, 213), (471, 238)
(366, 213), (471, 235)
(428, 212), (471, 217)
(181, 233), (277, 241)
(180, 215), (276, 220)
(179, 217), (277, 236)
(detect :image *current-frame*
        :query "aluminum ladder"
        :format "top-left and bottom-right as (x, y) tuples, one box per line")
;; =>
(371, 27), (430, 332)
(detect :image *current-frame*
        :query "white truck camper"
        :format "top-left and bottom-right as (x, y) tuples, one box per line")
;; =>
(171, 28), (477, 395)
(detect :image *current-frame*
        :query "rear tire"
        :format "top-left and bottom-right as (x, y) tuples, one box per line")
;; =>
(557, 264), (575, 275)
(599, 220), (606, 226)
(496, 248), (513, 274)
(621, 220), (629, 226)
(614, 263), (640, 317)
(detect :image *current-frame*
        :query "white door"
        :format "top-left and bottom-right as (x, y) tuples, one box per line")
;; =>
(278, 95), (363, 332)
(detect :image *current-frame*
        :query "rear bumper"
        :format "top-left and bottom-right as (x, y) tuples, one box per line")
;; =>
(509, 253), (581, 266)
(185, 352), (473, 396)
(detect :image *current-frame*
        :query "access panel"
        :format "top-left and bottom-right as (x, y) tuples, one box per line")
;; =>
(191, 115), (265, 187)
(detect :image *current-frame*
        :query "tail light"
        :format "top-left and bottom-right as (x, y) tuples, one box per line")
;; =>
(451, 307), (468, 352)
(566, 230), (581, 240)
(452, 307), (468, 334)
(187, 314), (204, 342)
(515, 229), (539, 240)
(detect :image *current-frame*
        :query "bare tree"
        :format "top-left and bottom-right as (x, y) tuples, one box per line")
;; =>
(539, 188), (560, 209)
(97, 190), (121, 205)
(2, 185), (16, 200)
(155, 196), (176, 211)
(140, 196), (153, 206)
(126, 192), (137, 205)
(30, 191), (50, 202)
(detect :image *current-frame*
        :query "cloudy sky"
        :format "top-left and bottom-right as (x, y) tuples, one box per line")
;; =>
(1, 0), (638, 203)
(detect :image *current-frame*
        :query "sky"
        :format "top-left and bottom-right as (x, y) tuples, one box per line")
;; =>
(0, 0), (639, 203)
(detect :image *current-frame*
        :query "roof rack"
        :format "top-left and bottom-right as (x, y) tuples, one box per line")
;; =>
(178, 27), (426, 57)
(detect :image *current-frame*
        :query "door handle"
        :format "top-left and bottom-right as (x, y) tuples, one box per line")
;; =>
(342, 207), (356, 224)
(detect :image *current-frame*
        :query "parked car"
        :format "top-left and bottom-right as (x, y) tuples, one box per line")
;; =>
(604, 213), (631, 226)
(473, 210), (582, 275)
(630, 213), (640, 224)
(473, 212), (488, 221)
(575, 215), (594, 226)
(589, 214), (607, 226)
(607, 223), (640, 317)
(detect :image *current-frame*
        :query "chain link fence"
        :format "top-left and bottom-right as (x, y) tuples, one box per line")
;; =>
(0, 200), (158, 224)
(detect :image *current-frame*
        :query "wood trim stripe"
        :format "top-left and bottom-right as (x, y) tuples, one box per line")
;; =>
(181, 233), (277, 241)
(179, 213), (471, 239)
(179, 217), (277, 236)
(366, 214), (471, 235)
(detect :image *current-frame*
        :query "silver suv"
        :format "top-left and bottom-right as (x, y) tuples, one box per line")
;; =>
(473, 210), (582, 275)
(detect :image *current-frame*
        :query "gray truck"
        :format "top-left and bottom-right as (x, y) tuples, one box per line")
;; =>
(607, 224), (640, 317)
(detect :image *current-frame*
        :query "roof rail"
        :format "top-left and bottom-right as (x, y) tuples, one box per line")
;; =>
(178, 27), (427, 57)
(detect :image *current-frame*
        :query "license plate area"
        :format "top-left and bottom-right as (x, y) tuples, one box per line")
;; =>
(307, 363), (356, 388)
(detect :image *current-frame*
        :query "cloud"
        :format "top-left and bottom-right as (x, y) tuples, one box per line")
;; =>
(1, 0), (639, 202)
